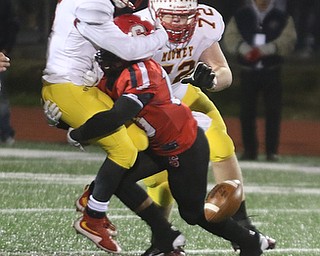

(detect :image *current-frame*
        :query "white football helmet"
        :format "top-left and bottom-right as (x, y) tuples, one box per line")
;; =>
(150, 0), (198, 44)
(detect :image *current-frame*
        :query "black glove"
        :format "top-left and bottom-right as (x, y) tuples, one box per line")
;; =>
(181, 62), (216, 92)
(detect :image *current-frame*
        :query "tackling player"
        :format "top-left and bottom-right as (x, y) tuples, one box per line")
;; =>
(41, 0), (169, 253)
(133, 0), (277, 254)
(68, 13), (276, 256)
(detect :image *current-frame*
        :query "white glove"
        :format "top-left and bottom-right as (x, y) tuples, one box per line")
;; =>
(148, 4), (165, 31)
(67, 127), (85, 151)
(82, 70), (99, 87)
(43, 100), (62, 126)
(192, 111), (212, 132)
(258, 43), (277, 56)
(238, 41), (253, 56)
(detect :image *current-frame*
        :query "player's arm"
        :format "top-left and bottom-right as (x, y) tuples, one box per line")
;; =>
(69, 93), (153, 143)
(199, 42), (232, 92)
(75, 5), (168, 61)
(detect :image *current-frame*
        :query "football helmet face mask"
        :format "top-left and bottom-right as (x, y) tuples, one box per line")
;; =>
(95, 14), (154, 75)
(111, 0), (134, 9)
(111, 0), (144, 10)
(150, 0), (198, 44)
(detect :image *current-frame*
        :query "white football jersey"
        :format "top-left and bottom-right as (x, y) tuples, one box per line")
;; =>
(43, 0), (168, 85)
(137, 4), (224, 99)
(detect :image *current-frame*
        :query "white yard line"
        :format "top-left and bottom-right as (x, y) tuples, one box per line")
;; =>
(1, 171), (320, 195)
(0, 148), (103, 161)
(240, 161), (320, 173)
(1, 148), (319, 173)
(0, 172), (95, 184)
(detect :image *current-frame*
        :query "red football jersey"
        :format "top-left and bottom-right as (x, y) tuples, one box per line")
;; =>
(102, 59), (198, 156)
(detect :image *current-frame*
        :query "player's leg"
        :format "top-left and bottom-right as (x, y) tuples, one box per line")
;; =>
(239, 71), (259, 160)
(182, 85), (245, 201)
(166, 128), (275, 255)
(143, 171), (174, 219)
(263, 68), (282, 161)
(182, 84), (276, 249)
(42, 83), (139, 252)
(42, 82), (139, 168)
(114, 151), (186, 254)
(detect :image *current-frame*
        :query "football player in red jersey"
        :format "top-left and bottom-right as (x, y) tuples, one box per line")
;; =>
(67, 14), (275, 256)
(41, 0), (170, 253)
(132, 0), (277, 253)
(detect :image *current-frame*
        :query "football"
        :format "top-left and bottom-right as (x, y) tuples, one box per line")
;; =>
(204, 179), (242, 223)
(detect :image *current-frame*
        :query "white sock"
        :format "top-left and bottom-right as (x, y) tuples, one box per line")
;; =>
(87, 195), (109, 212)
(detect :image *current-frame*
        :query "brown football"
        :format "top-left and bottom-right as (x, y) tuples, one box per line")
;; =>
(204, 179), (242, 223)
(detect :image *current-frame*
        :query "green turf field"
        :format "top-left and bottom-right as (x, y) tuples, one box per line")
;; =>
(1, 142), (320, 255)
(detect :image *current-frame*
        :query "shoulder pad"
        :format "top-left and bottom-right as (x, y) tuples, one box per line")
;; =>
(196, 4), (225, 42)
(75, 0), (114, 24)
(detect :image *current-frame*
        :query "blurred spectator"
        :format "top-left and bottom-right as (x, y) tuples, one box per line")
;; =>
(200, 0), (246, 23)
(287, 0), (320, 58)
(125, 0), (247, 23)
(223, 0), (297, 161)
(0, 52), (10, 72)
(0, 0), (19, 145)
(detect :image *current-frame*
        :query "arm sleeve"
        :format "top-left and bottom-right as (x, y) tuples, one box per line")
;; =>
(271, 16), (297, 56)
(222, 17), (245, 55)
(75, 7), (168, 61)
(70, 96), (142, 142)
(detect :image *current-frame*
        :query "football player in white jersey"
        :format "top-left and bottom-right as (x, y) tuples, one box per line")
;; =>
(134, 0), (276, 254)
(41, 0), (170, 253)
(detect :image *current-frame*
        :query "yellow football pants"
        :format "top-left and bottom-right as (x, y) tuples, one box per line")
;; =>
(42, 82), (148, 169)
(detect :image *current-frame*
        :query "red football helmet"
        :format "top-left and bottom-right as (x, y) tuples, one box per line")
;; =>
(150, 0), (199, 44)
(114, 13), (155, 36)
(95, 14), (154, 75)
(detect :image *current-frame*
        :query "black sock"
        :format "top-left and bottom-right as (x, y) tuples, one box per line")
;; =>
(138, 203), (172, 235)
(232, 200), (248, 221)
(88, 181), (95, 193)
(85, 206), (105, 219)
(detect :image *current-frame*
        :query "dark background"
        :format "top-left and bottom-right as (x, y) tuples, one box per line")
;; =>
(5, 0), (320, 120)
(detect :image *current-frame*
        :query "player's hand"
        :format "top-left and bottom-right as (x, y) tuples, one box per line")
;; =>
(181, 62), (217, 92)
(43, 100), (62, 127)
(82, 70), (98, 87)
(244, 47), (262, 63)
(67, 128), (85, 151)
